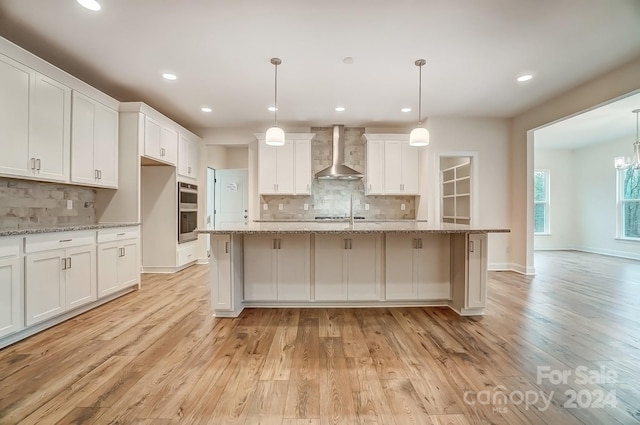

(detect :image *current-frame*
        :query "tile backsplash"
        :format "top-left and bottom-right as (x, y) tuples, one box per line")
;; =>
(0, 178), (96, 229)
(260, 127), (416, 220)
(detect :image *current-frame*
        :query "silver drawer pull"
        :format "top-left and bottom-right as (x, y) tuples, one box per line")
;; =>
(117, 233), (126, 236)
(59, 239), (72, 243)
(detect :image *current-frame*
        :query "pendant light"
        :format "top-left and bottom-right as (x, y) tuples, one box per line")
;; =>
(409, 59), (430, 146)
(265, 58), (285, 146)
(614, 109), (640, 170)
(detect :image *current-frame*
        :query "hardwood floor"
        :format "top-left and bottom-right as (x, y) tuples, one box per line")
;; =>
(1, 251), (639, 424)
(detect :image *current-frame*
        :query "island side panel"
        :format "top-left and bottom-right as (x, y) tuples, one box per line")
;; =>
(209, 233), (244, 317)
(449, 233), (468, 314)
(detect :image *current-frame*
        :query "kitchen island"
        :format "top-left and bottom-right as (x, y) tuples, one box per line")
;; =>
(198, 222), (509, 317)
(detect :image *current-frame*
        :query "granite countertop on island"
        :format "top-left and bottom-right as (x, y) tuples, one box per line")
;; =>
(0, 222), (140, 237)
(197, 221), (510, 235)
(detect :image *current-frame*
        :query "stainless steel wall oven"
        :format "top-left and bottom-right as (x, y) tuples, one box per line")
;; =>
(178, 182), (198, 243)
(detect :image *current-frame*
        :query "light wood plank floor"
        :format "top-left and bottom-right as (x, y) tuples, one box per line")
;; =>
(1, 251), (639, 424)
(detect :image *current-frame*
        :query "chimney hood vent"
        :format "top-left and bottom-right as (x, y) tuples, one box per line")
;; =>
(315, 125), (364, 180)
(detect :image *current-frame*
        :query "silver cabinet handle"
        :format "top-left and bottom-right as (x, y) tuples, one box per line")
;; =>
(278, 239), (282, 250)
(67, 257), (71, 268)
(469, 240), (475, 253)
(418, 238), (422, 249)
(30, 158), (36, 170)
(412, 238), (417, 249)
(36, 158), (41, 171)
(225, 241), (229, 253)
(117, 233), (126, 236)
(61, 257), (67, 270)
(95, 169), (99, 179)
(98, 169), (102, 179)
(273, 239), (278, 250)
(59, 239), (72, 243)
(344, 239), (349, 250)
(188, 166), (191, 174)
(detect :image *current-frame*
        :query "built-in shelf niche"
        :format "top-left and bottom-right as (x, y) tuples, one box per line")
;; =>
(441, 158), (471, 225)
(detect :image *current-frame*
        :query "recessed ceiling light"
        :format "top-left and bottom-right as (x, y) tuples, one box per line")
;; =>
(268, 106), (278, 112)
(335, 107), (346, 112)
(401, 107), (412, 113)
(201, 107), (212, 113)
(517, 74), (533, 82)
(77, 0), (101, 11)
(162, 73), (177, 81)
(343, 57), (354, 65)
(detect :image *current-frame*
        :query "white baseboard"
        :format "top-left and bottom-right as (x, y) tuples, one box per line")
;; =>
(197, 257), (209, 265)
(506, 263), (536, 275)
(570, 247), (640, 261)
(488, 262), (512, 271)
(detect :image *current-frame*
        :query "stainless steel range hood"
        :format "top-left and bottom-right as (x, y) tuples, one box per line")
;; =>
(315, 125), (364, 180)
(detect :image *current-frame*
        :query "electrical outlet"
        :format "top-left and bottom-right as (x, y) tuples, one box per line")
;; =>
(364, 204), (370, 211)
(303, 203), (309, 211)
(278, 204), (284, 211)
(263, 204), (268, 211)
(66, 200), (73, 209)
(401, 203), (406, 211)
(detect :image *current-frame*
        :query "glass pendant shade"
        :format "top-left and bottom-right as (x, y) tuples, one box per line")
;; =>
(409, 127), (430, 146)
(265, 126), (285, 146)
(615, 109), (640, 169)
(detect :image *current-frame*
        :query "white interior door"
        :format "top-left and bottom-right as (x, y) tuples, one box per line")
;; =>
(214, 169), (248, 228)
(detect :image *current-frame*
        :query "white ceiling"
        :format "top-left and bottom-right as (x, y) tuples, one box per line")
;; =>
(1, 0), (639, 133)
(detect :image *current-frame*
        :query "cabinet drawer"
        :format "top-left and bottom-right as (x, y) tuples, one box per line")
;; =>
(177, 244), (196, 266)
(25, 231), (95, 253)
(0, 238), (21, 258)
(97, 227), (139, 243)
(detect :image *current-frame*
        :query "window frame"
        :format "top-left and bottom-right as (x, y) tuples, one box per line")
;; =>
(616, 167), (640, 241)
(533, 169), (551, 235)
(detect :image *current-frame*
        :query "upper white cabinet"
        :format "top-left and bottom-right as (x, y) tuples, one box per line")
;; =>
(315, 234), (381, 301)
(0, 54), (70, 183)
(256, 133), (314, 195)
(244, 234), (310, 301)
(71, 91), (118, 188)
(363, 134), (421, 196)
(178, 134), (199, 180)
(0, 238), (23, 339)
(144, 116), (178, 166)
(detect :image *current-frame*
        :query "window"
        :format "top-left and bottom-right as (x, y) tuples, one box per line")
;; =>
(534, 170), (550, 234)
(618, 168), (640, 239)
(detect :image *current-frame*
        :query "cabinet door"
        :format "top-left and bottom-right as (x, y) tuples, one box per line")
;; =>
(93, 103), (118, 187)
(258, 142), (278, 194)
(144, 117), (162, 160)
(365, 140), (384, 195)
(178, 134), (190, 177)
(315, 235), (347, 301)
(466, 234), (487, 309)
(118, 240), (139, 288)
(294, 139), (311, 195)
(25, 250), (66, 326)
(97, 242), (119, 297)
(65, 245), (97, 310)
(30, 73), (70, 182)
(244, 235), (277, 301)
(384, 141), (403, 194)
(160, 126), (178, 165)
(0, 54), (32, 177)
(385, 234), (417, 300)
(71, 91), (96, 185)
(401, 142), (420, 194)
(277, 235), (310, 301)
(416, 235), (451, 300)
(347, 234), (380, 301)
(275, 141), (294, 194)
(210, 236), (232, 311)
(0, 256), (22, 338)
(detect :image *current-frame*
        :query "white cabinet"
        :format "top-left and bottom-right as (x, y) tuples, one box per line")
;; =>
(209, 235), (243, 316)
(144, 116), (177, 165)
(384, 141), (419, 195)
(363, 134), (420, 195)
(244, 234), (310, 301)
(71, 91), (118, 188)
(256, 133), (315, 195)
(385, 234), (451, 300)
(0, 238), (23, 338)
(0, 54), (70, 182)
(315, 234), (381, 301)
(97, 227), (139, 298)
(258, 140), (294, 194)
(178, 134), (199, 180)
(365, 139), (384, 195)
(25, 231), (96, 326)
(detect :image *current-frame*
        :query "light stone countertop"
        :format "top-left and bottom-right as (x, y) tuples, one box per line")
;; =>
(0, 222), (140, 237)
(197, 221), (510, 235)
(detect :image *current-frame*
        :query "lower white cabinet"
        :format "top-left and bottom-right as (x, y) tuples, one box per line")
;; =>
(244, 234), (310, 301)
(25, 231), (96, 326)
(209, 234), (243, 316)
(315, 234), (381, 301)
(0, 238), (23, 338)
(385, 234), (451, 300)
(97, 228), (139, 297)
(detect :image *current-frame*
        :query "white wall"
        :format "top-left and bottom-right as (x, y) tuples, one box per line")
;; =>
(226, 147), (249, 169)
(534, 148), (575, 249)
(511, 56), (640, 274)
